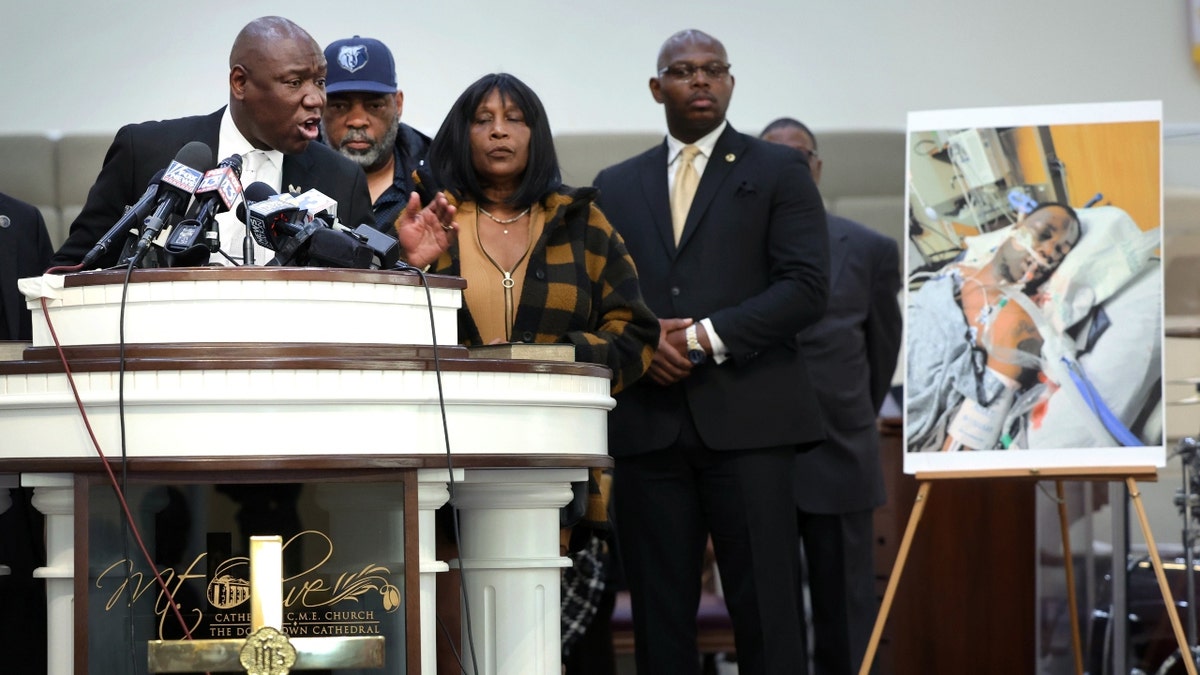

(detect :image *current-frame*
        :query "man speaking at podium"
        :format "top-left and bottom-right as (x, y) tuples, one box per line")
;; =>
(50, 16), (376, 269)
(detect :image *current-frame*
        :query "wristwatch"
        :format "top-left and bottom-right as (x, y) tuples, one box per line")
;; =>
(686, 324), (707, 365)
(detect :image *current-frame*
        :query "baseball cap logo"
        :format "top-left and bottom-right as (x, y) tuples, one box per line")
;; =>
(337, 45), (368, 73)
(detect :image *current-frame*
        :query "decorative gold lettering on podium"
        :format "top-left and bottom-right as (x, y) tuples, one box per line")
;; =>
(146, 534), (389, 673)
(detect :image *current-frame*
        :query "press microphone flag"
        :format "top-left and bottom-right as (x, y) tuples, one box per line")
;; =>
(238, 182), (306, 251)
(188, 153), (244, 222)
(289, 188), (338, 223)
(169, 153), (245, 260)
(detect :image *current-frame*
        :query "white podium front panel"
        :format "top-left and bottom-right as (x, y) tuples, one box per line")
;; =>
(19, 267), (463, 348)
(0, 353), (613, 459)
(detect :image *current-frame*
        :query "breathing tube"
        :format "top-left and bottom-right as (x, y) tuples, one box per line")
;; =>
(998, 287), (1139, 447)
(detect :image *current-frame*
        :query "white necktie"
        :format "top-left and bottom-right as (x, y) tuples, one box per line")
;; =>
(243, 150), (281, 193)
(671, 145), (700, 245)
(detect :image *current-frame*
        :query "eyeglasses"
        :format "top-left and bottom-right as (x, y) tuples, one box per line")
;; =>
(658, 62), (732, 82)
(796, 148), (818, 163)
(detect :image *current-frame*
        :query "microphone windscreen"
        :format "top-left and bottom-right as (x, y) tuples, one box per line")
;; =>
(175, 141), (215, 173)
(218, 153), (243, 176)
(235, 181), (280, 221)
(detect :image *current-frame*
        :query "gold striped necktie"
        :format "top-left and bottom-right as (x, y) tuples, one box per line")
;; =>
(671, 145), (700, 245)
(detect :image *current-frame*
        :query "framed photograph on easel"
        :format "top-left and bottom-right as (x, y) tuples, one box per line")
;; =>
(902, 100), (1166, 475)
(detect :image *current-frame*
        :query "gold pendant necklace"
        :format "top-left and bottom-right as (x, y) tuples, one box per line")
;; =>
(479, 206), (531, 234)
(476, 209), (534, 341)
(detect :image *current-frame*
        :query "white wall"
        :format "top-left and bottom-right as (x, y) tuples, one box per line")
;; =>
(5, 1), (1200, 145)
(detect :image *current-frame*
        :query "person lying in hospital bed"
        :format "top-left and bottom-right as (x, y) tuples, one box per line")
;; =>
(906, 202), (1082, 452)
(907, 201), (1162, 453)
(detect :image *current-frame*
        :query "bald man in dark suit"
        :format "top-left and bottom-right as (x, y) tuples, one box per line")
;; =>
(51, 16), (375, 269)
(762, 118), (902, 675)
(595, 31), (829, 675)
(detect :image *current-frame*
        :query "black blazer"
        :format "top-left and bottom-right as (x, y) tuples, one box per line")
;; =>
(0, 193), (54, 340)
(795, 215), (902, 513)
(51, 108), (374, 268)
(595, 124), (830, 455)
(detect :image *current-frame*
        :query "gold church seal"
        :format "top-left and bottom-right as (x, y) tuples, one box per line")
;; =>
(239, 626), (298, 675)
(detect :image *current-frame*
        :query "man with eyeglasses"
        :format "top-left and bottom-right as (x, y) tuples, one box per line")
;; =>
(762, 117), (902, 675)
(594, 29), (829, 675)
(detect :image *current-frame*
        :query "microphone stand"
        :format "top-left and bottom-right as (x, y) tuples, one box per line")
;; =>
(1172, 437), (1200, 671)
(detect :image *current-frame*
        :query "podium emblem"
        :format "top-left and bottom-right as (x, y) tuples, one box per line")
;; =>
(240, 626), (298, 675)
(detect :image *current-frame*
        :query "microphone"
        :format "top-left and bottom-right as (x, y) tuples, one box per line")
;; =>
(290, 188), (400, 269)
(163, 154), (245, 267)
(128, 141), (214, 266)
(237, 182), (305, 251)
(238, 182), (374, 268)
(236, 181), (279, 266)
(80, 169), (166, 270)
(189, 154), (244, 254)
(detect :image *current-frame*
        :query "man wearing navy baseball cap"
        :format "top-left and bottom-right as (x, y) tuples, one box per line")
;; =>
(321, 36), (431, 234)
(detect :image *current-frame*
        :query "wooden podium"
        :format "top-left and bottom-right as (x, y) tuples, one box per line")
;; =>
(0, 267), (615, 675)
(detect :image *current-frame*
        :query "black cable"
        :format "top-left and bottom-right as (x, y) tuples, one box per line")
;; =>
(401, 263), (481, 675)
(436, 614), (468, 674)
(119, 259), (137, 673)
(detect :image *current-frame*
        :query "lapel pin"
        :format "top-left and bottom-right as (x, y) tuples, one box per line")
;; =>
(288, 184), (301, 195)
(725, 153), (735, 162)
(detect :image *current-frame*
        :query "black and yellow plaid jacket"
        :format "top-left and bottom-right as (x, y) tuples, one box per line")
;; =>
(430, 186), (660, 395)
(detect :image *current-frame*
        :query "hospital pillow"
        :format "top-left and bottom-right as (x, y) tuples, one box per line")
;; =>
(1040, 205), (1159, 334)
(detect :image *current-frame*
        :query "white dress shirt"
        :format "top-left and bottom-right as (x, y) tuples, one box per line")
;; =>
(213, 108), (284, 265)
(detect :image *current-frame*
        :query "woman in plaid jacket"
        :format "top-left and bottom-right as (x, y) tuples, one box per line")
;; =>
(399, 72), (659, 674)
(409, 72), (659, 394)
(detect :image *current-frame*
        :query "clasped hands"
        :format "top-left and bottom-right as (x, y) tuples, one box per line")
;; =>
(393, 191), (458, 270)
(649, 317), (707, 386)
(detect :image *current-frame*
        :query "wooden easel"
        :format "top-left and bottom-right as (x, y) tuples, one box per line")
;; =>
(859, 466), (1196, 675)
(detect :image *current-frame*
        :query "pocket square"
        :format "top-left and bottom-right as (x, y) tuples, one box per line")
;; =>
(735, 181), (757, 197)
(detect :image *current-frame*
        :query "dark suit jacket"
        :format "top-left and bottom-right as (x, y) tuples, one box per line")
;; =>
(795, 215), (902, 514)
(594, 124), (829, 455)
(51, 108), (374, 268)
(0, 193), (53, 340)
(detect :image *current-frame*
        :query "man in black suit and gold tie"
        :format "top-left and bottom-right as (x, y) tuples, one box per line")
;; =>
(763, 118), (903, 675)
(594, 29), (830, 675)
(51, 16), (380, 269)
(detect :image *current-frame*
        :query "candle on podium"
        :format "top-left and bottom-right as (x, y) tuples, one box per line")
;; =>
(249, 536), (284, 631)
